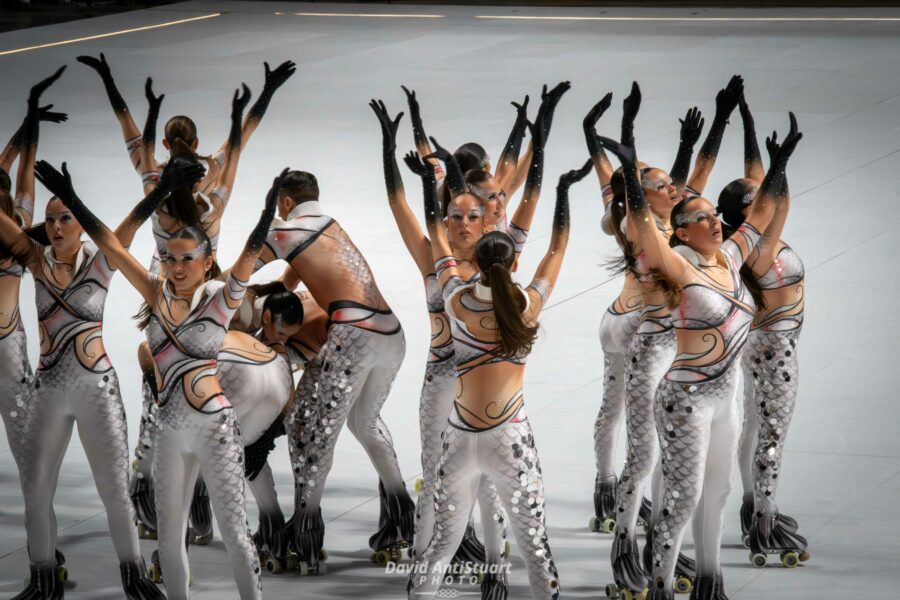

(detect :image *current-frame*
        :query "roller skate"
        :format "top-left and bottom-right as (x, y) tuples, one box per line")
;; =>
(747, 511), (809, 568)
(481, 571), (509, 600)
(687, 572), (728, 600)
(23, 550), (67, 587)
(606, 531), (648, 600)
(292, 507), (328, 575)
(637, 497), (653, 534)
(187, 478), (214, 545)
(120, 558), (165, 599)
(590, 473), (618, 533)
(255, 512), (296, 574)
(130, 475), (158, 540)
(13, 562), (64, 599)
(414, 477), (424, 494)
(740, 494), (799, 548)
(369, 480), (415, 565)
(642, 530), (694, 594)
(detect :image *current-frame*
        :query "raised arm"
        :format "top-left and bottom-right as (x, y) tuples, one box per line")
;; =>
(1, 104), (67, 177)
(583, 92), (614, 201)
(494, 94), (530, 191)
(738, 114), (802, 267)
(233, 60), (296, 151)
(686, 75), (743, 195)
(405, 151), (458, 293)
(139, 77), (164, 195)
(670, 106), (704, 193)
(214, 84), (252, 196)
(15, 67), (67, 227)
(530, 160), (591, 298)
(598, 135), (691, 283)
(506, 81), (570, 240)
(370, 99), (433, 277)
(34, 161), (155, 302)
(401, 85), (440, 174)
(77, 54), (143, 172)
(739, 92), (765, 181)
(114, 160), (205, 248)
(228, 169), (283, 287)
(620, 82), (641, 148)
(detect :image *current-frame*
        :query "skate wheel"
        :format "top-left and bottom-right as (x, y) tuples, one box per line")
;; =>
(319, 549), (329, 562)
(298, 561), (309, 576)
(414, 478), (424, 494)
(502, 540), (511, 559)
(799, 550), (810, 562)
(781, 551), (799, 568)
(187, 529), (197, 544)
(317, 561), (327, 576)
(601, 518), (617, 534)
(622, 589), (634, 600)
(149, 564), (163, 583)
(194, 531), (213, 546)
(266, 557), (282, 574)
(637, 591), (648, 600)
(751, 552), (767, 568)
(589, 516), (602, 532)
(605, 583), (618, 598)
(372, 549), (392, 565)
(675, 576), (692, 594)
(286, 555), (298, 571)
(57, 567), (68, 583)
(138, 523), (158, 540)
(741, 533), (750, 548)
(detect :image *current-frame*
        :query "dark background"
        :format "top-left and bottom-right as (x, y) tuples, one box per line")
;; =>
(1, 0), (898, 34)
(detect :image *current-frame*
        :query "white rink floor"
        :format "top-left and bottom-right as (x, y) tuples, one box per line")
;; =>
(1, 1), (899, 598)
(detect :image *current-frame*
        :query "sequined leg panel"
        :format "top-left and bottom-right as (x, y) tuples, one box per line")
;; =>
(474, 475), (508, 569)
(408, 425), (482, 598)
(483, 418), (560, 600)
(415, 362), (457, 558)
(649, 368), (738, 597)
(616, 329), (675, 540)
(0, 326), (33, 468)
(744, 329), (801, 517)
(131, 377), (159, 532)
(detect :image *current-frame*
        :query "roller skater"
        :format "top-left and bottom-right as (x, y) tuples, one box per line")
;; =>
(596, 101), (802, 598)
(406, 89), (585, 599)
(34, 81), (277, 598)
(722, 91), (809, 568)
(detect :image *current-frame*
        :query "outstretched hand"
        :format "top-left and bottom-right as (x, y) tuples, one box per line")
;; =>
(265, 168), (290, 212)
(76, 53), (111, 77)
(263, 60), (297, 92)
(28, 66), (67, 108)
(231, 83), (252, 117)
(35, 160), (77, 204)
(559, 159), (594, 189)
(38, 104), (68, 124)
(769, 112), (802, 162)
(583, 92), (613, 133)
(424, 136), (453, 164)
(158, 160), (205, 194)
(145, 77), (165, 113)
(369, 99), (403, 153)
(679, 106), (704, 145)
(715, 75), (744, 117)
(622, 81), (642, 126)
(596, 136), (638, 169)
(403, 151), (431, 178)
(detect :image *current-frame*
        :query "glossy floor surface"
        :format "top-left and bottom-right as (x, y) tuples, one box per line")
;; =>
(0, 2), (897, 598)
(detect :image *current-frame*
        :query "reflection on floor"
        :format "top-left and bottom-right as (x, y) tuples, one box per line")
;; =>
(0, 1), (898, 598)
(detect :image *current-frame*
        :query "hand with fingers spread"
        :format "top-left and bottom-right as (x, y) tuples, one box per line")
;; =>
(583, 92), (613, 158)
(369, 99), (403, 154)
(671, 106), (704, 188)
(264, 60), (297, 93)
(715, 74), (744, 120)
(28, 66), (66, 110)
(620, 81), (642, 145)
(403, 151), (433, 180)
(38, 105), (67, 124)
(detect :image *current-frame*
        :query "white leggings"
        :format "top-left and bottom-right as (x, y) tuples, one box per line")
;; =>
(19, 351), (140, 567)
(649, 368), (739, 595)
(409, 415), (560, 599)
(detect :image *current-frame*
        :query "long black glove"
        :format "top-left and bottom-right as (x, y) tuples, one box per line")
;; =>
(425, 136), (466, 197)
(142, 77), (165, 146)
(497, 94), (530, 169)
(77, 54), (129, 115)
(228, 84), (252, 149)
(697, 74), (743, 162)
(583, 92), (613, 160)
(247, 60), (297, 123)
(621, 82), (641, 148)
(404, 151), (440, 228)
(670, 106), (704, 188)
(369, 99), (404, 199)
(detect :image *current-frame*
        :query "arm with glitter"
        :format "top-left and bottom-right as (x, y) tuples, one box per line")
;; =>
(686, 75), (743, 195)
(739, 92), (765, 182)
(583, 92), (615, 204)
(370, 99), (434, 277)
(228, 169), (284, 298)
(34, 160), (157, 301)
(495, 94), (529, 192)
(77, 54), (144, 173)
(670, 106), (704, 193)
(139, 78), (164, 196)
(401, 85), (441, 177)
